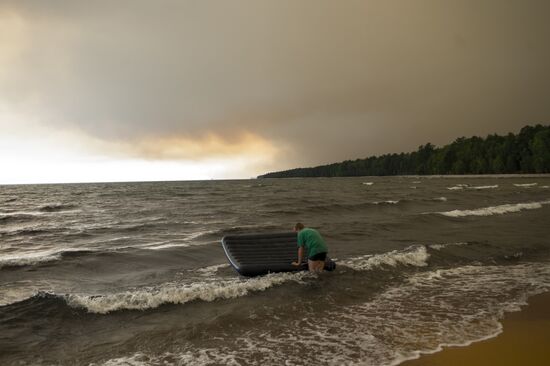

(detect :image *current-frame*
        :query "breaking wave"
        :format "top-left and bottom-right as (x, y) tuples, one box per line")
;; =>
(447, 184), (469, 190)
(46, 246), (430, 314)
(0, 252), (63, 269)
(97, 263), (550, 366)
(447, 184), (498, 191)
(437, 200), (550, 217)
(0, 248), (98, 269)
(429, 242), (468, 250)
(514, 183), (538, 187)
(65, 271), (310, 314)
(468, 185), (498, 190)
(341, 245), (429, 271)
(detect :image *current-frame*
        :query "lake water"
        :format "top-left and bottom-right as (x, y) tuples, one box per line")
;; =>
(1, 176), (549, 365)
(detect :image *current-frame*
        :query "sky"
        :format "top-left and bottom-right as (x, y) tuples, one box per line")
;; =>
(1, 0), (549, 184)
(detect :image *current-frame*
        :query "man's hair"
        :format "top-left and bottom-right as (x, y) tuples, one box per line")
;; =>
(294, 222), (305, 231)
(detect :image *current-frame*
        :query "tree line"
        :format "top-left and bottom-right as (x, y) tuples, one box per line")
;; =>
(258, 124), (550, 178)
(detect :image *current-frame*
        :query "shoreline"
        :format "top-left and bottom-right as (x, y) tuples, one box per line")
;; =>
(400, 291), (550, 366)
(258, 174), (550, 180)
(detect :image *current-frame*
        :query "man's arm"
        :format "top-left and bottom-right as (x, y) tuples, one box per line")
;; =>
(292, 246), (304, 266)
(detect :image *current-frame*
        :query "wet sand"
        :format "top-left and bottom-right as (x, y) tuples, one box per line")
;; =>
(402, 291), (550, 366)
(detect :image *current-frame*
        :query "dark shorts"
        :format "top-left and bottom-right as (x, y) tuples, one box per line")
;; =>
(309, 252), (327, 261)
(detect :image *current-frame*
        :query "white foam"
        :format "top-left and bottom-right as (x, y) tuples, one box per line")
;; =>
(98, 263), (550, 366)
(0, 210), (45, 218)
(468, 185), (498, 190)
(447, 184), (470, 190)
(66, 246), (429, 314)
(0, 251), (62, 268)
(437, 200), (550, 217)
(140, 241), (191, 250)
(446, 186), (463, 190)
(65, 271), (310, 314)
(99, 353), (150, 366)
(195, 263), (230, 277)
(373, 200), (400, 205)
(432, 197), (447, 202)
(514, 183), (538, 187)
(429, 242), (468, 250)
(97, 351), (241, 366)
(362, 182), (374, 186)
(341, 245), (429, 271)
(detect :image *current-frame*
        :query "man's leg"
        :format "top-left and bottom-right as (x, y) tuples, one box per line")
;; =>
(314, 260), (325, 272)
(308, 260), (324, 273)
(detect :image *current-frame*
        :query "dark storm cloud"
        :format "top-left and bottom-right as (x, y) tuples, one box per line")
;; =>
(1, 0), (550, 169)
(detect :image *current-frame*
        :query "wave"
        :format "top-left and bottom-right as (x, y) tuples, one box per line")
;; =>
(468, 185), (498, 190)
(0, 252), (62, 269)
(307, 200), (405, 213)
(0, 226), (62, 237)
(65, 271), (311, 314)
(341, 245), (429, 271)
(215, 224), (285, 238)
(0, 213), (40, 224)
(194, 263), (230, 277)
(0, 231), (220, 269)
(97, 263), (550, 366)
(431, 197), (447, 202)
(362, 182), (374, 186)
(0, 248), (96, 269)
(429, 242), (468, 250)
(38, 203), (78, 212)
(446, 184), (498, 191)
(132, 230), (220, 250)
(13, 246), (429, 313)
(447, 184), (469, 190)
(514, 183), (538, 187)
(436, 200), (550, 217)
(0, 264), (224, 308)
(447, 186), (463, 190)
(138, 241), (191, 250)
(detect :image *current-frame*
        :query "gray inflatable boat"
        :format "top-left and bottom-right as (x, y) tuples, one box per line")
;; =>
(221, 232), (336, 277)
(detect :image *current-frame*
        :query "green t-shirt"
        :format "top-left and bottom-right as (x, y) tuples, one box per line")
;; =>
(297, 228), (328, 258)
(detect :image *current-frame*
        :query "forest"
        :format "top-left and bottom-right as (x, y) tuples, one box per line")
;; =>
(259, 125), (550, 178)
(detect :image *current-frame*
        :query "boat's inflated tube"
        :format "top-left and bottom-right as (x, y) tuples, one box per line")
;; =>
(221, 232), (336, 277)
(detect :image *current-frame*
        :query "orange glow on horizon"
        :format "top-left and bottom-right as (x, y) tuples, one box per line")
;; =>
(0, 111), (282, 184)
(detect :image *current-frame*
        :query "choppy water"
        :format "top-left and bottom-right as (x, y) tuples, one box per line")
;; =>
(1, 176), (549, 365)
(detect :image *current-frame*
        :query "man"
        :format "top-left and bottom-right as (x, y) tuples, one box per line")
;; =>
(291, 222), (328, 273)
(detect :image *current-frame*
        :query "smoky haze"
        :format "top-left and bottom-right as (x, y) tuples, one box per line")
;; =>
(1, 0), (550, 171)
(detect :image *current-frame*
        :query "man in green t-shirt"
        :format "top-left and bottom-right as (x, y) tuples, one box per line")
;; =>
(291, 222), (328, 273)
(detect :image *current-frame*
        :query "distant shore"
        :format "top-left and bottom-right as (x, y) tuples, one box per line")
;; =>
(258, 173), (550, 179)
(401, 291), (550, 366)
(258, 125), (550, 178)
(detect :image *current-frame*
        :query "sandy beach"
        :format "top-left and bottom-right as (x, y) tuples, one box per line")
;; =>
(402, 291), (550, 366)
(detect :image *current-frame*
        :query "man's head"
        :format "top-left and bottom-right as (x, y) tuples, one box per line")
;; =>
(293, 222), (305, 232)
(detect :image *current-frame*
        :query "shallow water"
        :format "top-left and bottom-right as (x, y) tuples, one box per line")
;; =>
(1, 176), (549, 365)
